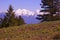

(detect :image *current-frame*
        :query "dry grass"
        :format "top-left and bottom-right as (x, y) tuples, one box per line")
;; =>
(0, 21), (60, 40)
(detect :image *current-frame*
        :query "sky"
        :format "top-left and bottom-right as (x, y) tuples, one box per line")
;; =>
(0, 0), (42, 24)
(0, 0), (41, 12)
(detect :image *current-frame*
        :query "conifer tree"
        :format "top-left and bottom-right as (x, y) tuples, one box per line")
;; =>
(17, 16), (25, 25)
(1, 5), (25, 27)
(1, 5), (15, 27)
(36, 0), (60, 22)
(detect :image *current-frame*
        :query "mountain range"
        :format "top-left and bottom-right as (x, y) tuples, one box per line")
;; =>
(0, 9), (41, 24)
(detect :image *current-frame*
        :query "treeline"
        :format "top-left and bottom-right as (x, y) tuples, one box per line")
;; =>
(0, 5), (25, 28)
(36, 0), (60, 22)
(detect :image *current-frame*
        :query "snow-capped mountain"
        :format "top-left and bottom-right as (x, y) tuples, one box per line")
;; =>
(15, 9), (40, 16)
(15, 9), (40, 24)
(15, 9), (49, 16)
(0, 9), (41, 24)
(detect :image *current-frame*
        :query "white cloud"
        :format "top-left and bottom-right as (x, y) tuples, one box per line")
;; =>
(15, 9), (35, 16)
(35, 9), (50, 15)
(15, 9), (23, 15)
(15, 9), (50, 16)
(36, 9), (40, 14)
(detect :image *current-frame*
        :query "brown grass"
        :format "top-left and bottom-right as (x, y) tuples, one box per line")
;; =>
(0, 21), (60, 40)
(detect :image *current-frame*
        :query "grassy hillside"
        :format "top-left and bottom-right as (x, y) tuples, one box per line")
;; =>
(0, 21), (60, 40)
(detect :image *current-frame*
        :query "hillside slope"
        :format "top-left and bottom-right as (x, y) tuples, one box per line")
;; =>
(0, 21), (60, 40)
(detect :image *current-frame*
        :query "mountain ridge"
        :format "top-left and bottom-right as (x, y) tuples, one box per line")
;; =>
(0, 12), (40, 24)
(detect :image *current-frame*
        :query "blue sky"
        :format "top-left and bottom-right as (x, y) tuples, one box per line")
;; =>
(0, 0), (41, 11)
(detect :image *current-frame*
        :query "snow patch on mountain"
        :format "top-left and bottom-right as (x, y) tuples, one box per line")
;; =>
(15, 9), (41, 16)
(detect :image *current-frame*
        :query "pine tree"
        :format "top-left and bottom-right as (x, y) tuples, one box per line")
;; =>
(17, 16), (25, 25)
(1, 5), (25, 27)
(36, 0), (60, 22)
(1, 5), (15, 27)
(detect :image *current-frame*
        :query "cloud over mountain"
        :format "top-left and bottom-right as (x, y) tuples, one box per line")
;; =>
(14, 9), (41, 24)
(0, 9), (41, 24)
(15, 9), (41, 16)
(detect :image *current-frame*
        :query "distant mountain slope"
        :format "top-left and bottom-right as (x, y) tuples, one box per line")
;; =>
(21, 15), (40, 24)
(0, 12), (40, 24)
(0, 21), (60, 40)
(0, 12), (5, 18)
(15, 9), (40, 24)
